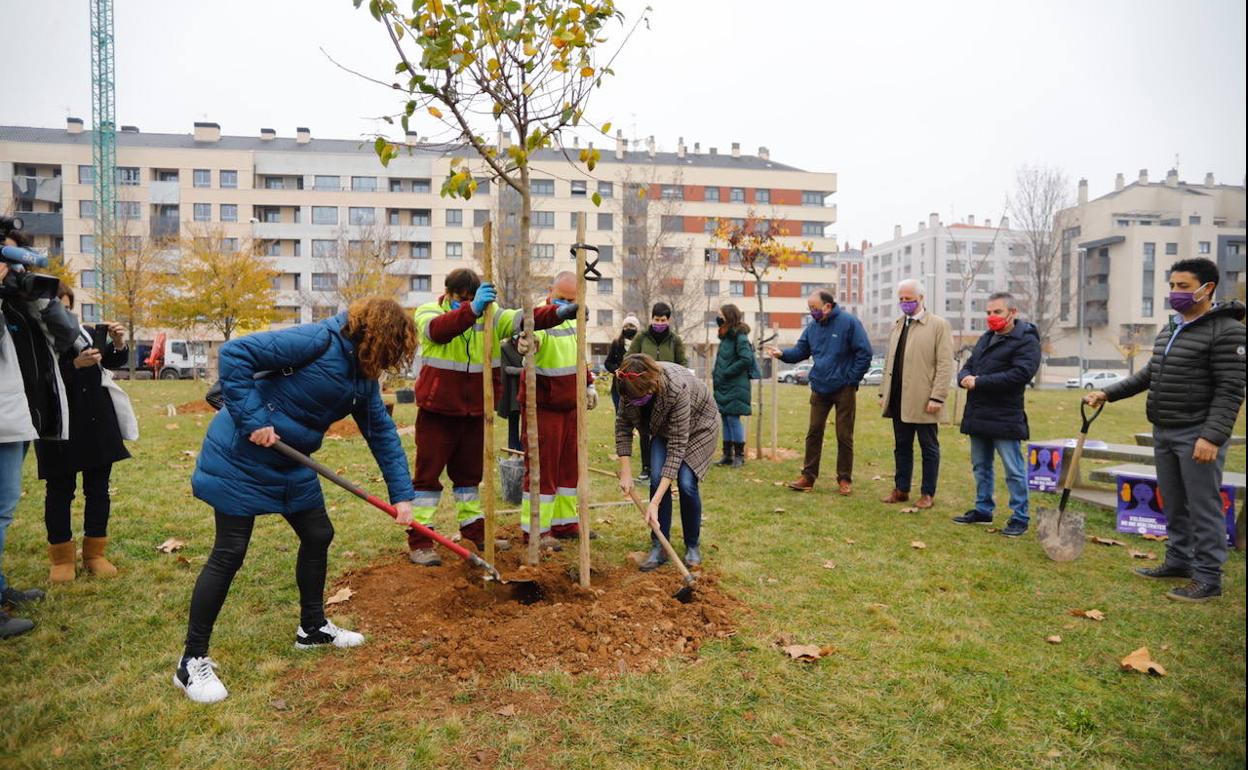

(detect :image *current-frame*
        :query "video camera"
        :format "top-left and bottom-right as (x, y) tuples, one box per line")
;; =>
(1, 215), (60, 300)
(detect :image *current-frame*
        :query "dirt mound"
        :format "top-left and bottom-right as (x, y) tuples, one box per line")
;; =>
(175, 400), (216, 415)
(326, 418), (362, 437)
(330, 544), (741, 679)
(745, 446), (800, 461)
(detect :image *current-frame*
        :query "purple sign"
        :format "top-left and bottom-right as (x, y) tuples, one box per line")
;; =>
(1114, 473), (1238, 544)
(1028, 444), (1064, 492)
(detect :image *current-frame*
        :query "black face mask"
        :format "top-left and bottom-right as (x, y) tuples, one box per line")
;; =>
(716, 317), (726, 327)
(622, 328), (637, 339)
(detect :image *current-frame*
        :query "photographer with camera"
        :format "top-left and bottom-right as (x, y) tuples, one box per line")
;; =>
(1, 225), (80, 639)
(35, 282), (134, 583)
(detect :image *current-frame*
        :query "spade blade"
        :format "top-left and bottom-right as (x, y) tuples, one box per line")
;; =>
(1037, 507), (1086, 562)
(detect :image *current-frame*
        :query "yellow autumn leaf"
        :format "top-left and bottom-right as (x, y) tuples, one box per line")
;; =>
(428, 106), (443, 119)
(552, 59), (568, 73)
(523, 43), (537, 57)
(580, 66), (595, 77)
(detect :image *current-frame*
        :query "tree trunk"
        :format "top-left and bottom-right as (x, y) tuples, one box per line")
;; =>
(755, 285), (765, 460)
(519, 167), (542, 567)
(127, 320), (136, 378)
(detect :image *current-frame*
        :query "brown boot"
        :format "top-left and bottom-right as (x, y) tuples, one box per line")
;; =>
(915, 494), (935, 510)
(786, 476), (815, 492)
(48, 540), (77, 583)
(881, 489), (909, 504)
(82, 536), (118, 577)
(838, 480), (853, 497)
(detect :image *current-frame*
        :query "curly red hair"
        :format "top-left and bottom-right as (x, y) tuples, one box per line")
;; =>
(345, 297), (418, 379)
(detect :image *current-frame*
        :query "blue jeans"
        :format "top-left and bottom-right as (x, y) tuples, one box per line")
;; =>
(969, 435), (1029, 523)
(0, 442), (30, 594)
(648, 436), (702, 548)
(721, 414), (745, 443)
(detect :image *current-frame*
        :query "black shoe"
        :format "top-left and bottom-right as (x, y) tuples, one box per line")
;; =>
(638, 470), (651, 483)
(952, 510), (992, 525)
(0, 609), (34, 639)
(1134, 563), (1192, 580)
(716, 441), (733, 466)
(731, 442), (745, 468)
(1165, 580), (1222, 603)
(1001, 519), (1028, 537)
(639, 545), (667, 572)
(1, 586), (46, 607)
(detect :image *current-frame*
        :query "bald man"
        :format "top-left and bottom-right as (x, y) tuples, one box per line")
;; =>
(518, 272), (597, 544)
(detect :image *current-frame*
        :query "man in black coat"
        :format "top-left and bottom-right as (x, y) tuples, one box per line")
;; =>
(1088, 258), (1246, 603)
(952, 292), (1041, 537)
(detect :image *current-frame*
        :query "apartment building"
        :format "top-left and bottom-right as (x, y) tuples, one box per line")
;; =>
(864, 213), (1028, 350)
(1050, 169), (1246, 365)
(0, 120), (839, 365)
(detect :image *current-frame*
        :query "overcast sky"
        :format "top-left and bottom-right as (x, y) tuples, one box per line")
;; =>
(4, 0), (1245, 244)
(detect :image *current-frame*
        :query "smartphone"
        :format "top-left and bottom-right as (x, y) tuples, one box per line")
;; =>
(91, 323), (110, 351)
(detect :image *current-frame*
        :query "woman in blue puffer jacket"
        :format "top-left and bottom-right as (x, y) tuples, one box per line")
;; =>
(175, 297), (418, 705)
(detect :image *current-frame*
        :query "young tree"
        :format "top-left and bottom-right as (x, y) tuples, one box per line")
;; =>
(1009, 165), (1070, 377)
(356, 0), (644, 565)
(712, 211), (810, 459)
(160, 226), (278, 343)
(326, 221), (408, 307)
(99, 221), (175, 377)
(942, 220), (1007, 422)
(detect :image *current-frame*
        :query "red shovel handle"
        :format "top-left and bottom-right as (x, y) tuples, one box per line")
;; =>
(270, 440), (476, 563)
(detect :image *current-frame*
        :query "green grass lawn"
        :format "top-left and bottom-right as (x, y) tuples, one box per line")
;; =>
(1, 381), (1244, 769)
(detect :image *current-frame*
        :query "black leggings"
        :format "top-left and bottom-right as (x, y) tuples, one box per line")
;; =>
(44, 466), (113, 544)
(183, 508), (334, 659)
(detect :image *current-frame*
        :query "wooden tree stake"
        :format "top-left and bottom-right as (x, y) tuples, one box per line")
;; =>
(481, 221), (497, 567)
(574, 213), (592, 588)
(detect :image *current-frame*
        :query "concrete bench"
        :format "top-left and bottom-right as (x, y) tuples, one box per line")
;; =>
(1089, 463), (1247, 495)
(1134, 433), (1245, 448)
(1032, 440), (1156, 464)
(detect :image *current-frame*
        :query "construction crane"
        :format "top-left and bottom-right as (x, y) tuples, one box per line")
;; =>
(89, 0), (115, 311)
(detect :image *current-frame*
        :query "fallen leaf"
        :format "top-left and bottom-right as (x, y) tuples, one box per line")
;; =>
(822, 560), (837, 570)
(910, 540), (927, 550)
(743, 710), (757, 722)
(1089, 536), (1127, 547)
(156, 537), (186, 553)
(270, 698), (289, 711)
(495, 704), (517, 717)
(871, 475), (884, 481)
(52, 747), (64, 758)
(180, 450), (197, 458)
(986, 527), (1001, 533)
(325, 587), (354, 605)
(781, 644), (835, 662)
(1129, 550), (1157, 560)
(1046, 635), (1062, 644)
(772, 481), (785, 486)
(1160, 644), (1170, 651)
(772, 507), (786, 514)
(899, 507), (919, 514)
(175, 556), (190, 566)
(766, 578), (778, 584)
(342, 551), (357, 559)
(865, 602), (890, 611)
(1070, 608), (1106, 621)
(1046, 749), (1063, 759)
(769, 734), (788, 747)
(773, 632), (796, 647)
(844, 538), (856, 545)
(1120, 646), (1166, 676)
(164, 423), (179, 430)
(1141, 533), (1168, 542)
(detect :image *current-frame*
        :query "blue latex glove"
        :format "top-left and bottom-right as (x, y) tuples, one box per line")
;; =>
(471, 282), (496, 316)
(555, 301), (580, 321)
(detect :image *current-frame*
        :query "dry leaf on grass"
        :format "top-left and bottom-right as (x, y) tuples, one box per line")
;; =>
(270, 698), (289, 711)
(325, 587), (354, 605)
(844, 538), (856, 545)
(772, 508), (787, 514)
(1070, 608), (1106, 621)
(865, 603), (890, 611)
(494, 704), (517, 717)
(1120, 646), (1167, 676)
(180, 450), (197, 458)
(1141, 533), (1168, 542)
(1046, 749), (1063, 759)
(822, 560), (837, 570)
(773, 632), (797, 647)
(871, 475), (884, 481)
(986, 527), (1001, 533)
(1089, 536), (1127, 547)
(781, 644), (835, 662)
(769, 734), (789, 747)
(1046, 635), (1062, 644)
(342, 551), (357, 559)
(156, 537), (186, 553)
(910, 540), (927, 550)
(1129, 550), (1157, 560)
(164, 423), (179, 431)
(899, 507), (919, 514)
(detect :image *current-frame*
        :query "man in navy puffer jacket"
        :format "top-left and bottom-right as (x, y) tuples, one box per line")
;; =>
(767, 290), (872, 495)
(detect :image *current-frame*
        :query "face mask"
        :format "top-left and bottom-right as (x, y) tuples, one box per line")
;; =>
(449, 299), (462, 310)
(651, 323), (669, 333)
(899, 300), (920, 316)
(627, 393), (654, 407)
(622, 328), (637, 339)
(716, 317), (726, 327)
(809, 308), (826, 322)
(1169, 283), (1210, 313)
(552, 298), (573, 307)
(987, 314), (1010, 332)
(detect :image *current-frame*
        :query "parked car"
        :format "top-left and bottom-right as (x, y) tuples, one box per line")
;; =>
(861, 367), (884, 386)
(1065, 370), (1125, 390)
(779, 362), (813, 384)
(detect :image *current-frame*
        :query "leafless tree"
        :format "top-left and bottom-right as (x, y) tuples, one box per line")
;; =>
(323, 221), (407, 308)
(1008, 165), (1071, 365)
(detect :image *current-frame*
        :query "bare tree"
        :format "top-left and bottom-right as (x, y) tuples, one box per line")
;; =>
(1009, 165), (1070, 370)
(327, 221), (407, 308)
(942, 220), (1006, 422)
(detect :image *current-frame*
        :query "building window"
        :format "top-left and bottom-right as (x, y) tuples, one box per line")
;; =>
(729, 187), (745, 203)
(80, 269), (98, 288)
(79, 165), (95, 184)
(1165, 243), (1178, 256)
(1198, 241), (1211, 254)
(111, 167), (138, 186)
(261, 207), (282, 223)
(79, 200), (96, 219)
(703, 218), (718, 235)
(115, 201), (140, 220)
(532, 211), (554, 229)
(1143, 242), (1155, 260)
(801, 191), (823, 206)
(413, 209), (431, 227)
(531, 179), (555, 197)
(351, 176), (377, 192)
(704, 186), (720, 202)
(311, 239), (336, 258)
(413, 179), (432, 194)
(349, 207), (376, 226)
(704, 280), (719, 296)
(314, 175), (340, 191)
(533, 244), (555, 260)
(1189, 215), (1201, 225)
(264, 240), (281, 256)
(312, 206), (338, 225)
(597, 181), (613, 198)
(597, 212), (613, 230)
(308, 306), (336, 321)
(729, 281), (745, 297)
(389, 179), (404, 193)
(446, 209), (463, 227)
(801, 221), (825, 237)
(293, 241), (302, 257)
(411, 274), (432, 292)
(263, 177), (285, 190)
(81, 303), (100, 323)
(219, 169), (238, 189)
(597, 309), (613, 326)
(755, 188), (770, 204)
(80, 234), (95, 254)
(220, 204), (238, 222)
(220, 238), (238, 253)
(388, 210), (401, 226)
(474, 178), (491, 195)
(661, 215), (683, 233)
(311, 273), (338, 291)
(1142, 297), (1153, 317)
(473, 209), (490, 227)
(597, 277), (614, 294)
(413, 242), (431, 259)
(661, 184), (683, 200)
(446, 242), (463, 259)
(597, 245), (613, 263)
(571, 180), (587, 197)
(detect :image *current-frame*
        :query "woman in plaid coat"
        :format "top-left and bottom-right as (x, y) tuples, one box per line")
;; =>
(614, 354), (719, 570)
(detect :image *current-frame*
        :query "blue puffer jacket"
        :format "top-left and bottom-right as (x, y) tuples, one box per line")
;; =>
(778, 306), (873, 395)
(958, 321), (1042, 440)
(192, 313), (414, 516)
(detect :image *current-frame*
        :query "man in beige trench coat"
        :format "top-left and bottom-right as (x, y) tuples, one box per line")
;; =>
(879, 279), (954, 509)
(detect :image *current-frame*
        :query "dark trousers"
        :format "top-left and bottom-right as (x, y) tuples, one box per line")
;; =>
(801, 387), (857, 483)
(1153, 423), (1231, 585)
(184, 508), (334, 659)
(506, 411), (523, 452)
(44, 465), (113, 544)
(892, 420), (940, 496)
(648, 437), (701, 548)
(639, 427), (653, 473)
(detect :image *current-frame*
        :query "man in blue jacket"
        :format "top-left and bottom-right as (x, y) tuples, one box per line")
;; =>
(767, 290), (873, 495)
(952, 292), (1042, 537)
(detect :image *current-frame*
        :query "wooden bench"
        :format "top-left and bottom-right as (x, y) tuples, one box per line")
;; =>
(1134, 433), (1246, 448)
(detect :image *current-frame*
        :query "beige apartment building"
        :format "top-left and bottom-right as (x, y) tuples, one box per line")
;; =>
(0, 120), (840, 367)
(1050, 169), (1246, 367)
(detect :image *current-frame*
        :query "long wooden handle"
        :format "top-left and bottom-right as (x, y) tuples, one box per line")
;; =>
(625, 489), (694, 583)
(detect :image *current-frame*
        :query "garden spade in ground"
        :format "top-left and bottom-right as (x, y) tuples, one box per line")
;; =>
(271, 440), (544, 604)
(1036, 402), (1103, 562)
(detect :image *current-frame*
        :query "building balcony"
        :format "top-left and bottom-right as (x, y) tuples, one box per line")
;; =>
(150, 217), (180, 239)
(1082, 284), (1110, 301)
(149, 181), (180, 205)
(17, 211), (63, 236)
(1083, 255), (1110, 276)
(11, 175), (62, 204)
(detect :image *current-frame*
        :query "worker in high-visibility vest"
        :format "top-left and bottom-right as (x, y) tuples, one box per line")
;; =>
(519, 271), (597, 545)
(408, 268), (577, 566)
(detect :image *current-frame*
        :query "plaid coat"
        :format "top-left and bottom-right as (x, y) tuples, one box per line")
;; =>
(616, 362), (720, 480)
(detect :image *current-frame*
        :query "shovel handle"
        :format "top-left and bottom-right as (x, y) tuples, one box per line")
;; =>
(270, 440), (482, 568)
(1079, 401), (1104, 433)
(625, 489), (695, 584)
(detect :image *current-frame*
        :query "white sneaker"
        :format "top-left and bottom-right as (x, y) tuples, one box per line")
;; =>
(295, 619), (365, 649)
(174, 656), (228, 704)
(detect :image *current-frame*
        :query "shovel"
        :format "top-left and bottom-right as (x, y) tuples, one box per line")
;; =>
(271, 440), (544, 604)
(1036, 401), (1103, 562)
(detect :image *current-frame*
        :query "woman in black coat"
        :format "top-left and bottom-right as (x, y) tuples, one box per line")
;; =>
(34, 285), (131, 582)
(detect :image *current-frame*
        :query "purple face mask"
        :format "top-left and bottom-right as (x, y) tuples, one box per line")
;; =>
(628, 393), (654, 407)
(651, 323), (669, 333)
(809, 308), (825, 322)
(1168, 283), (1209, 313)
(899, 300), (920, 316)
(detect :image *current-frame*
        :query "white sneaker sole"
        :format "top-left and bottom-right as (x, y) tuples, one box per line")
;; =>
(295, 636), (364, 650)
(173, 673), (227, 704)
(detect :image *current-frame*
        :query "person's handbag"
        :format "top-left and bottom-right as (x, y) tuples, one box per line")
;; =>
(205, 336), (333, 411)
(99, 367), (139, 440)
